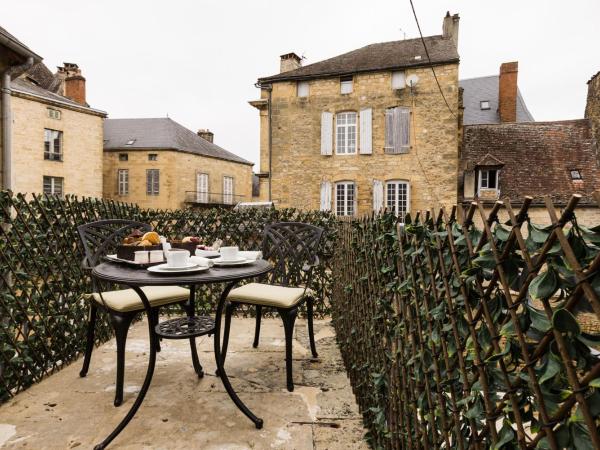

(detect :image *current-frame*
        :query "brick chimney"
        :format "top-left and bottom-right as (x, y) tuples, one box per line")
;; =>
(498, 62), (519, 123)
(57, 63), (86, 105)
(442, 11), (460, 48)
(197, 129), (214, 143)
(280, 53), (301, 74)
(585, 71), (600, 147)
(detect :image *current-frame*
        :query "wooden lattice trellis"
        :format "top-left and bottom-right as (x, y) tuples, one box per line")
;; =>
(332, 194), (600, 449)
(0, 191), (336, 403)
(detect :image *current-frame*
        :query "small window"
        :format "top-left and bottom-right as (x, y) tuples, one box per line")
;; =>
(146, 169), (160, 195)
(47, 108), (61, 120)
(570, 170), (582, 180)
(44, 129), (63, 161)
(148, 153), (158, 161)
(297, 81), (309, 98)
(391, 71), (406, 89)
(386, 181), (410, 222)
(117, 169), (129, 195)
(478, 169), (499, 194)
(126, 139), (136, 145)
(223, 176), (234, 205)
(480, 100), (490, 110)
(336, 112), (357, 154)
(196, 173), (209, 203)
(119, 153), (128, 161)
(335, 181), (355, 216)
(340, 76), (353, 94)
(43, 176), (64, 197)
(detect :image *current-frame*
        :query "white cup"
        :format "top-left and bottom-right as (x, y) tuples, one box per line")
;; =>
(134, 250), (149, 264)
(166, 249), (190, 268)
(149, 250), (164, 263)
(220, 246), (239, 261)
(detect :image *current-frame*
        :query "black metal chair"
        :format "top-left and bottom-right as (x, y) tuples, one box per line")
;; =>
(77, 219), (203, 407)
(221, 222), (323, 391)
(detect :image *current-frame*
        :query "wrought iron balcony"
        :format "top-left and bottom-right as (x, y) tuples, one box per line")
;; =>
(184, 190), (247, 207)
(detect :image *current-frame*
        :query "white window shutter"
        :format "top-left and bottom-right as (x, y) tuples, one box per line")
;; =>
(396, 107), (410, 153)
(320, 181), (332, 211)
(373, 179), (383, 213)
(320, 112), (333, 155)
(359, 108), (372, 154)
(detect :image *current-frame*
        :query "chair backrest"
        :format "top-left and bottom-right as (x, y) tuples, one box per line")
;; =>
(261, 222), (324, 287)
(77, 219), (152, 267)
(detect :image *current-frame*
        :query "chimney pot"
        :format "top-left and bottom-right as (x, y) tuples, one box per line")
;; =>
(498, 62), (519, 123)
(57, 63), (86, 105)
(280, 52), (302, 74)
(197, 129), (214, 143)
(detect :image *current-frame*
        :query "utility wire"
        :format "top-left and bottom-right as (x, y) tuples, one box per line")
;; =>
(408, 0), (457, 119)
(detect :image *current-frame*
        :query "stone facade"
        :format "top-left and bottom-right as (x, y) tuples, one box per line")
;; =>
(103, 149), (253, 210)
(10, 93), (105, 197)
(254, 64), (460, 215)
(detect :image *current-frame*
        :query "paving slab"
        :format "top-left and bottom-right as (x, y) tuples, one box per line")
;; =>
(0, 317), (368, 449)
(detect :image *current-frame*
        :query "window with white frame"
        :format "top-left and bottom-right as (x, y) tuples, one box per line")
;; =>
(297, 81), (309, 97)
(43, 176), (63, 197)
(335, 181), (355, 216)
(47, 108), (61, 120)
(196, 173), (209, 203)
(478, 168), (499, 194)
(223, 176), (234, 205)
(391, 71), (406, 89)
(336, 112), (357, 154)
(386, 181), (410, 222)
(340, 76), (353, 94)
(118, 169), (129, 195)
(146, 169), (159, 195)
(44, 129), (62, 161)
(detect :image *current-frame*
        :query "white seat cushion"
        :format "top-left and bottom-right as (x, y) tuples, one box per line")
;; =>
(89, 286), (190, 313)
(227, 283), (310, 308)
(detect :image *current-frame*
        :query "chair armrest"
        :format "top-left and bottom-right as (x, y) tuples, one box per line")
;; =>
(302, 255), (320, 272)
(81, 257), (93, 272)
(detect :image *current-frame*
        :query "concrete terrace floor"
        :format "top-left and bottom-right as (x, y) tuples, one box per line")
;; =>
(0, 318), (368, 449)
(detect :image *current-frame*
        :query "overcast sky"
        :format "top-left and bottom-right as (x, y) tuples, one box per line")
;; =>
(4, 0), (600, 166)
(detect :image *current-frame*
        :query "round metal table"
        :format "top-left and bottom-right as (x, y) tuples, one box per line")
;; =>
(91, 259), (272, 449)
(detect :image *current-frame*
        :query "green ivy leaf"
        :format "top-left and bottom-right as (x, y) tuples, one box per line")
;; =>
(527, 304), (551, 333)
(528, 268), (559, 300)
(571, 421), (595, 450)
(493, 420), (515, 449)
(553, 309), (580, 336)
(539, 353), (562, 384)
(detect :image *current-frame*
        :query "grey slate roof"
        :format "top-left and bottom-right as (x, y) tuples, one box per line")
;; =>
(104, 118), (253, 166)
(258, 36), (459, 83)
(460, 75), (534, 125)
(0, 25), (42, 62)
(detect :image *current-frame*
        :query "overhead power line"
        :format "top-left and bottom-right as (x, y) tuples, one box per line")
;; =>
(408, 0), (457, 119)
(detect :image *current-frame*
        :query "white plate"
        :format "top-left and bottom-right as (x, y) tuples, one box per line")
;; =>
(157, 262), (198, 270)
(147, 264), (209, 274)
(213, 257), (252, 266)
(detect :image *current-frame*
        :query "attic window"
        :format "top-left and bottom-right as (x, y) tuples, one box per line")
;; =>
(570, 170), (582, 180)
(126, 139), (136, 146)
(414, 55), (422, 61)
(480, 101), (490, 110)
(26, 76), (39, 86)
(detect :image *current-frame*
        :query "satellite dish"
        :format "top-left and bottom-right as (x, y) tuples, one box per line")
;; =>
(406, 74), (419, 87)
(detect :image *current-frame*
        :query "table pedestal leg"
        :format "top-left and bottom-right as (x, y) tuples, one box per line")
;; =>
(214, 282), (263, 429)
(186, 285), (204, 377)
(94, 287), (157, 449)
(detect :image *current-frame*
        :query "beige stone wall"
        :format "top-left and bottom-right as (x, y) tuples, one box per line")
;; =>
(258, 64), (460, 215)
(469, 205), (600, 228)
(10, 95), (104, 197)
(103, 149), (253, 210)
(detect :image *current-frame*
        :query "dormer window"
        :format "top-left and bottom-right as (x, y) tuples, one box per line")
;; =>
(126, 139), (136, 146)
(570, 169), (582, 180)
(340, 76), (353, 94)
(480, 100), (490, 110)
(478, 168), (499, 194)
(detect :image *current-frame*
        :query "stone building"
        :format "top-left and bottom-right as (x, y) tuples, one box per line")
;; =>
(459, 66), (600, 225)
(251, 13), (461, 219)
(103, 118), (254, 210)
(0, 26), (106, 197)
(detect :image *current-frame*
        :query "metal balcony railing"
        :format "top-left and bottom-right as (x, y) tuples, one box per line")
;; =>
(184, 191), (247, 206)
